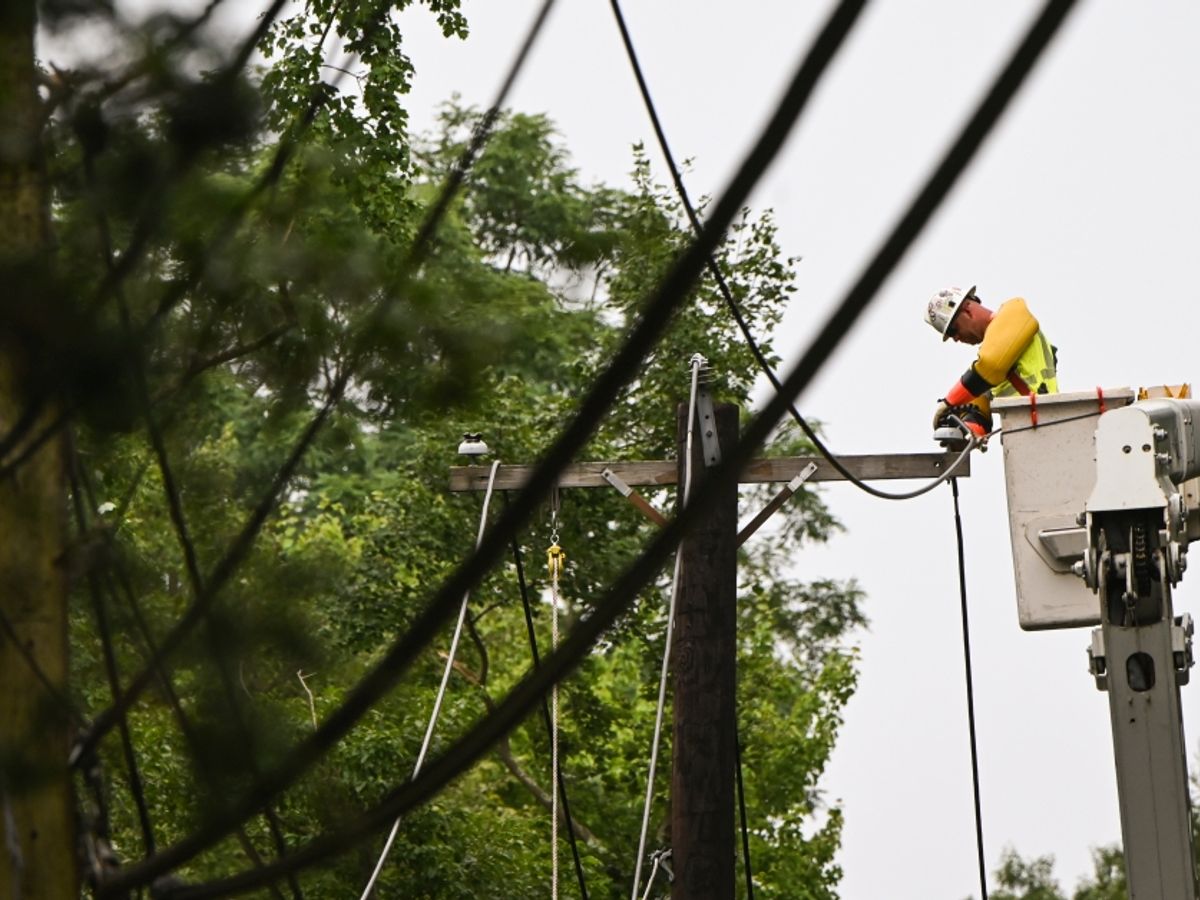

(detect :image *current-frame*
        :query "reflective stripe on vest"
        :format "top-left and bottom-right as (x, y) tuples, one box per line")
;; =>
(993, 329), (1057, 399)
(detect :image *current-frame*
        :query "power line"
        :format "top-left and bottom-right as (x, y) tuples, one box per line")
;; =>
(109, 0), (1075, 890)
(73, 460), (301, 900)
(96, 2), (867, 894)
(951, 478), (989, 900)
(66, 442), (157, 859)
(608, 0), (969, 501)
(151, 0), (1087, 892)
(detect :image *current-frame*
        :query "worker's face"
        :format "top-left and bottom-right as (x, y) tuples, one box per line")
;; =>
(948, 300), (988, 345)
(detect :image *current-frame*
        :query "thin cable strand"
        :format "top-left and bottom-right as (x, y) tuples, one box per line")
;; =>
(109, 2), (1010, 890)
(609, 0), (971, 500)
(734, 723), (755, 899)
(357, 460), (501, 899)
(951, 478), (988, 900)
(631, 357), (701, 899)
(549, 532), (563, 899)
(138, 2), (1081, 891)
(74, 465), (300, 900)
(66, 443), (157, 858)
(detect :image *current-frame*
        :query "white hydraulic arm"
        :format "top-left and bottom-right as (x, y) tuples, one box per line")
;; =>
(1077, 399), (1200, 899)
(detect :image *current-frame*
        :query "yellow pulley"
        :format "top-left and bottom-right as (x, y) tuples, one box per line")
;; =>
(547, 543), (566, 580)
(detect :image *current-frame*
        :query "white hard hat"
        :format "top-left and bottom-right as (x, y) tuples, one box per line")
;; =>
(925, 285), (976, 341)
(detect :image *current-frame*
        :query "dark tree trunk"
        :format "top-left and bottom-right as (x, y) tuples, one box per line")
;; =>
(0, 3), (76, 895)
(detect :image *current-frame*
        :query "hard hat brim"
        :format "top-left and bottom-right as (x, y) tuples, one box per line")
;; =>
(940, 284), (977, 341)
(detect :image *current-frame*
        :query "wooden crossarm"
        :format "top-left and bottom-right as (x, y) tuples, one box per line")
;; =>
(448, 451), (968, 491)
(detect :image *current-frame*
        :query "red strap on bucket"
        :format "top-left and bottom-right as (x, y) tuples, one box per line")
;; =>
(1096, 386), (1107, 414)
(1007, 367), (1033, 397)
(1029, 392), (1038, 427)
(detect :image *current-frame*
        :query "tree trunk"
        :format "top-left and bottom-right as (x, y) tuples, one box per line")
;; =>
(0, 3), (77, 896)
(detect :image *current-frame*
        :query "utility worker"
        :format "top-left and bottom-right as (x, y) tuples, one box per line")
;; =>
(925, 286), (1058, 440)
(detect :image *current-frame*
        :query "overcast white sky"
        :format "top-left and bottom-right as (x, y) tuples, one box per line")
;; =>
(98, 1), (1200, 896)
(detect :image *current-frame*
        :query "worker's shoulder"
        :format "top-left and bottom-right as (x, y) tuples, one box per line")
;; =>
(996, 296), (1035, 323)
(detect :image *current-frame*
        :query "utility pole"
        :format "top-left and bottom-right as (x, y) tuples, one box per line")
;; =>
(450, 415), (968, 897)
(0, 1), (77, 896)
(672, 402), (738, 898)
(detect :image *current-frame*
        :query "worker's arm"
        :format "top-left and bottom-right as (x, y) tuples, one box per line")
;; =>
(944, 298), (1039, 405)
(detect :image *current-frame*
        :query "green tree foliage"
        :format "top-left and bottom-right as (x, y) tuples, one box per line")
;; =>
(29, 3), (865, 897)
(989, 849), (1067, 900)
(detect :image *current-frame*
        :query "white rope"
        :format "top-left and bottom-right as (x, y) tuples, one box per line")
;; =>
(638, 852), (664, 900)
(630, 355), (704, 899)
(357, 459), (502, 900)
(548, 525), (564, 900)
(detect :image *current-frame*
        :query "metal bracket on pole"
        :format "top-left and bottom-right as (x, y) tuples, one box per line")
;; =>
(695, 385), (722, 467)
(601, 467), (668, 528)
(737, 462), (818, 547)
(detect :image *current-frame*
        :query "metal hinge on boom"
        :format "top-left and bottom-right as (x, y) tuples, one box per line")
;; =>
(1088, 613), (1195, 691)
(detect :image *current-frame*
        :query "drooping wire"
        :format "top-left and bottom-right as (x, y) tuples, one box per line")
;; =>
(103, 1), (996, 890)
(74, 461), (300, 900)
(630, 354), (703, 899)
(733, 723), (755, 899)
(74, 138), (305, 898)
(357, 460), (501, 900)
(638, 851), (671, 900)
(149, 0), (1083, 889)
(509, 504), (591, 899)
(135, 0), (1073, 884)
(608, 0), (972, 501)
(950, 478), (989, 900)
(65, 437), (157, 859)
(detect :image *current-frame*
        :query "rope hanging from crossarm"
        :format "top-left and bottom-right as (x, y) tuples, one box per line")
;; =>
(358, 460), (502, 899)
(547, 501), (566, 900)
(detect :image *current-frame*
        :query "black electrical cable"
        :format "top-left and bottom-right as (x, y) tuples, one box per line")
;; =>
(97, 4), (869, 894)
(77, 0), (560, 767)
(66, 442), (158, 859)
(74, 461), (300, 900)
(733, 722), (755, 899)
(109, 0), (1081, 890)
(610, 0), (970, 500)
(79, 135), (305, 895)
(608, 14), (758, 882)
(189, 0), (1082, 885)
(993, 407), (1103, 437)
(509, 515), (591, 900)
(950, 478), (988, 900)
